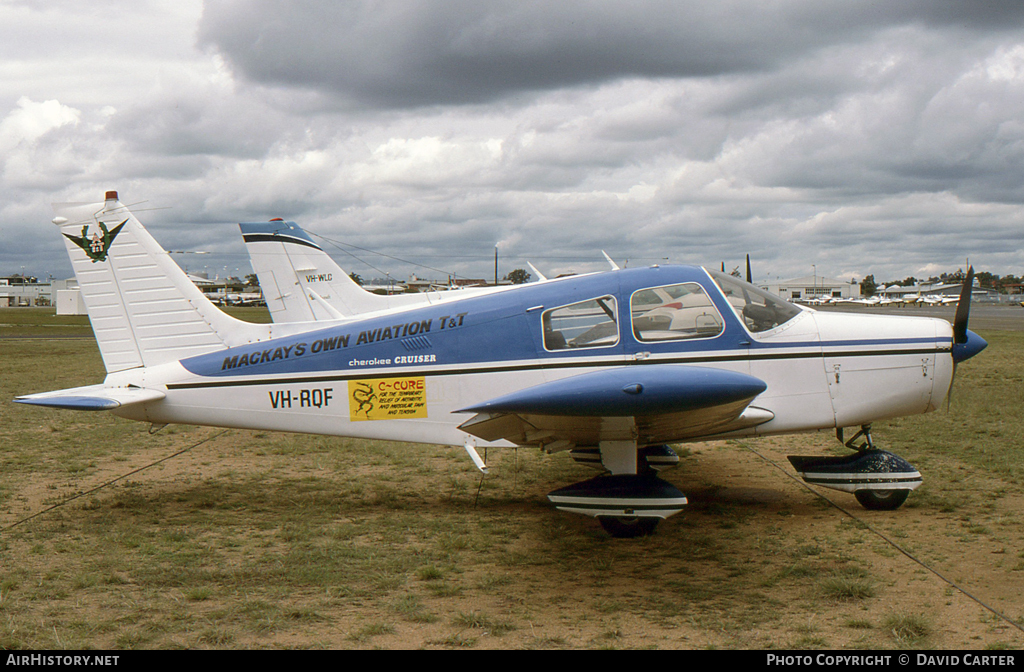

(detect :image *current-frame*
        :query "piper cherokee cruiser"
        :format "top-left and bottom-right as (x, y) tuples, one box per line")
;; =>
(16, 192), (987, 537)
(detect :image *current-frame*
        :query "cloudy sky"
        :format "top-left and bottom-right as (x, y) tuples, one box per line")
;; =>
(3, 1), (1023, 286)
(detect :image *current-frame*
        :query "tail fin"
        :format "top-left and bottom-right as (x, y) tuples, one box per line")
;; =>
(240, 219), (396, 321)
(54, 191), (269, 373)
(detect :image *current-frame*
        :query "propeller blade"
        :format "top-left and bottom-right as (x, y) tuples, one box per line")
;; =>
(946, 360), (958, 412)
(952, 267), (973, 344)
(746, 254), (752, 284)
(946, 266), (989, 409)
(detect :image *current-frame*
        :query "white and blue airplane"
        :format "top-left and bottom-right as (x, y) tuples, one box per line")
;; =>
(16, 192), (988, 537)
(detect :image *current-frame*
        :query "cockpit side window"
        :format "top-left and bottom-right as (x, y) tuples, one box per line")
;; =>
(542, 295), (619, 351)
(630, 283), (723, 342)
(708, 269), (802, 333)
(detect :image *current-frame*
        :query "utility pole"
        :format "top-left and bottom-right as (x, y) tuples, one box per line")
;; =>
(494, 246), (498, 286)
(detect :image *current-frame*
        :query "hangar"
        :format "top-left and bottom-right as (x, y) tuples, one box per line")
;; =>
(758, 275), (862, 302)
(0, 276), (53, 307)
(878, 280), (998, 301)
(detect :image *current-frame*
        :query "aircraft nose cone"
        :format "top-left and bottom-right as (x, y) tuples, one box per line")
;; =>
(952, 329), (987, 364)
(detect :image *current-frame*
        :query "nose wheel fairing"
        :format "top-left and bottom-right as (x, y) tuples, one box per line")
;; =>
(787, 451), (923, 496)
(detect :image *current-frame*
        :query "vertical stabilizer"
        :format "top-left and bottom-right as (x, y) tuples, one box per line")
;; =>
(240, 220), (394, 320)
(241, 219), (519, 323)
(53, 192), (268, 373)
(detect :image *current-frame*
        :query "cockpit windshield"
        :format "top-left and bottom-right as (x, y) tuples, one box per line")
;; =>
(707, 269), (803, 333)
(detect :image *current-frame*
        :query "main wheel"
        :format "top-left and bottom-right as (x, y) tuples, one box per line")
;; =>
(854, 488), (909, 511)
(598, 516), (660, 538)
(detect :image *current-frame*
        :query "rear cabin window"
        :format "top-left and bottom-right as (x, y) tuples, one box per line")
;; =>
(542, 295), (619, 350)
(630, 283), (724, 342)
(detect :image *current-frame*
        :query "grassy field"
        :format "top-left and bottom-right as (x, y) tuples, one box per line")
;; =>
(1, 307), (1022, 649)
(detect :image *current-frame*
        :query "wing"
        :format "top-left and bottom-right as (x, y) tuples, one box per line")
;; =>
(14, 384), (165, 411)
(456, 364), (773, 450)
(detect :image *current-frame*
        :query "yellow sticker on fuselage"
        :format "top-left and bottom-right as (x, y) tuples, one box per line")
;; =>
(348, 377), (427, 421)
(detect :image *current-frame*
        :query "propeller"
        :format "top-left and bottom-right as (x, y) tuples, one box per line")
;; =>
(946, 267), (988, 409)
(952, 267), (973, 346)
(746, 254), (752, 284)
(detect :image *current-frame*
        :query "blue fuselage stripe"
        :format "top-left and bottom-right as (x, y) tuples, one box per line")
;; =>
(168, 342), (948, 391)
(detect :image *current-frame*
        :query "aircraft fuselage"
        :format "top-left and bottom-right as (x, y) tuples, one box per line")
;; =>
(107, 265), (958, 449)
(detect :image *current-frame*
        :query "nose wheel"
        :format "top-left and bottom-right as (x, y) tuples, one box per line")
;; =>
(854, 488), (910, 511)
(788, 425), (922, 510)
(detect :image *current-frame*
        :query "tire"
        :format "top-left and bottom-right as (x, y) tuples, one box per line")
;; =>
(598, 516), (660, 538)
(854, 489), (909, 511)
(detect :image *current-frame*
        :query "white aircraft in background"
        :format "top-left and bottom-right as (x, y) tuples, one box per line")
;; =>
(851, 294), (959, 308)
(921, 295), (961, 306)
(240, 219), (624, 323)
(223, 291), (265, 307)
(852, 296), (899, 306)
(16, 192), (987, 537)
(240, 219), (502, 322)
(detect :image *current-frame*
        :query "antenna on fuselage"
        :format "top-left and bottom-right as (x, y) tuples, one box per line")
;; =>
(601, 251), (621, 271)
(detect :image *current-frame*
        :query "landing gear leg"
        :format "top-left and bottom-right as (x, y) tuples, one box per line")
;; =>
(839, 424), (875, 452)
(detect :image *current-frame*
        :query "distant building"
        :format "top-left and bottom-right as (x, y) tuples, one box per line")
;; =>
(53, 278), (86, 315)
(199, 277), (264, 306)
(0, 275), (52, 307)
(758, 276), (862, 302)
(404, 274), (444, 292)
(404, 274), (490, 292)
(188, 273), (218, 290)
(8, 273), (267, 312)
(878, 280), (998, 300)
(449, 277), (488, 288)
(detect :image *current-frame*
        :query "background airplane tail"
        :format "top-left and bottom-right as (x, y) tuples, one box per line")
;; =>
(240, 219), (390, 321)
(54, 191), (268, 373)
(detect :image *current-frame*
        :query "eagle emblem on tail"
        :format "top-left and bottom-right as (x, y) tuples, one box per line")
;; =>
(63, 219), (127, 263)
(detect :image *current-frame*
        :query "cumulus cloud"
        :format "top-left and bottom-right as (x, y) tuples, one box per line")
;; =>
(0, 97), (80, 155)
